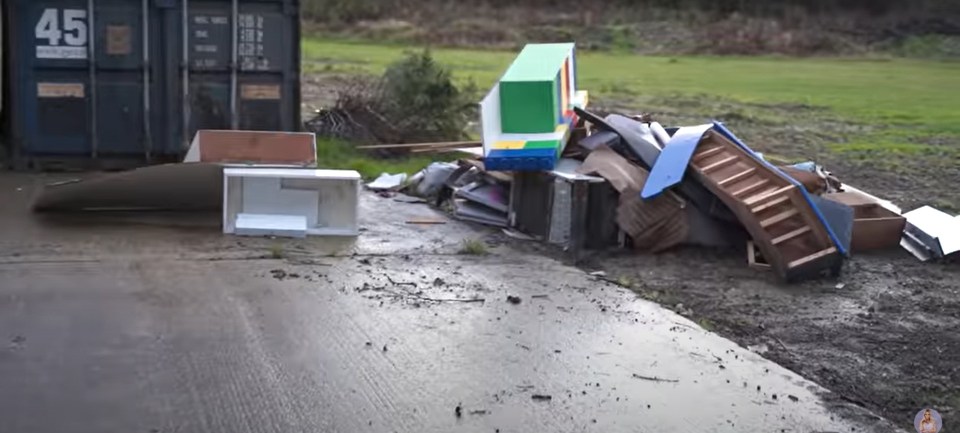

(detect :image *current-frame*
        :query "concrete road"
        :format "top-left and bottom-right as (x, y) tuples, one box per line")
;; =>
(0, 173), (902, 433)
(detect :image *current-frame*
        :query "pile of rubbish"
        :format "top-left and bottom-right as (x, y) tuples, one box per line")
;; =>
(365, 42), (958, 283)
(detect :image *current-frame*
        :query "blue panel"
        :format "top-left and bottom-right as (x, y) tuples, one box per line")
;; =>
(485, 149), (557, 171)
(712, 122), (849, 256)
(640, 124), (712, 200)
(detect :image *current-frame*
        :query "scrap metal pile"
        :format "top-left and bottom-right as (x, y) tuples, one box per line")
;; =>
(399, 42), (958, 283)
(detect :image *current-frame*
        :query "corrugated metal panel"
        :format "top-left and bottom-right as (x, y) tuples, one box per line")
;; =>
(3, 0), (300, 167)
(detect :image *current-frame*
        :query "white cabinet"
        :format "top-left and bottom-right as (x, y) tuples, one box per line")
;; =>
(223, 168), (361, 237)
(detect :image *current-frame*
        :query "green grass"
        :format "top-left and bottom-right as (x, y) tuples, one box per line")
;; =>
(302, 37), (960, 135)
(316, 138), (462, 179)
(458, 239), (489, 255)
(303, 38), (960, 209)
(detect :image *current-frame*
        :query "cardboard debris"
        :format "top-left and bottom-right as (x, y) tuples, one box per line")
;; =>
(367, 173), (408, 191)
(33, 163), (224, 212)
(577, 146), (647, 194)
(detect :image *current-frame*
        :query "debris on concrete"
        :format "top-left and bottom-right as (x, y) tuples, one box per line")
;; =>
(411, 162), (459, 197)
(631, 373), (679, 383)
(366, 173), (408, 191)
(224, 168), (361, 238)
(506, 295), (522, 304)
(453, 199), (508, 227)
(405, 218), (447, 225)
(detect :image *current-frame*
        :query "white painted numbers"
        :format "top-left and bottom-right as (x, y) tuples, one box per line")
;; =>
(35, 8), (88, 59)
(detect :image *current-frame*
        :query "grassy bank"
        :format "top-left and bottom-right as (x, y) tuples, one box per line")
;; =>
(304, 38), (960, 208)
(303, 38), (960, 130)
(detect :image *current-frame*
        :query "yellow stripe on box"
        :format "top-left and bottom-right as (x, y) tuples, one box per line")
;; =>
(555, 124), (569, 134)
(493, 140), (526, 149)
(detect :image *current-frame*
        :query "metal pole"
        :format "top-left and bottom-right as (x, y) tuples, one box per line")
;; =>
(229, 0), (238, 130)
(87, 0), (98, 159)
(181, 0), (189, 150)
(142, 0), (152, 162)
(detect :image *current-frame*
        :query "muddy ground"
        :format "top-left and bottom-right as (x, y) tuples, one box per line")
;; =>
(302, 77), (959, 427)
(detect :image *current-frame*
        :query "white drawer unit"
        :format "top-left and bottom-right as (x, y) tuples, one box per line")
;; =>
(223, 168), (362, 237)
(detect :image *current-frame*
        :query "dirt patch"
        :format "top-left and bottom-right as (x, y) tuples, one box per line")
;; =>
(583, 248), (960, 424)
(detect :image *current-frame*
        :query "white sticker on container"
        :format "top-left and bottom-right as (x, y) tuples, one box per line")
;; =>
(35, 8), (88, 59)
(38, 82), (85, 98)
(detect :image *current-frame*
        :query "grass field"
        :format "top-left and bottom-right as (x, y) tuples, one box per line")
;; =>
(303, 38), (960, 209)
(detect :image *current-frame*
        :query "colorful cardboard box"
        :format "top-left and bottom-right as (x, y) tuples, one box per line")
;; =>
(481, 43), (589, 171)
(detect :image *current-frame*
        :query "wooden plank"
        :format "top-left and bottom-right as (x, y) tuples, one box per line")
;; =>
(700, 155), (739, 174)
(772, 226), (812, 245)
(411, 147), (483, 155)
(751, 195), (791, 214)
(356, 141), (481, 150)
(733, 179), (771, 198)
(787, 247), (837, 269)
(744, 185), (793, 206)
(693, 146), (724, 163)
(718, 168), (757, 187)
(760, 208), (799, 228)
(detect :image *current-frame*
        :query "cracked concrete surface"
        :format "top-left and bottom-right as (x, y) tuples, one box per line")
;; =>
(0, 173), (903, 432)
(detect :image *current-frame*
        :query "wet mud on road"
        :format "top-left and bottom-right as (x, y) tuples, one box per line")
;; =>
(0, 173), (902, 433)
(575, 242), (960, 426)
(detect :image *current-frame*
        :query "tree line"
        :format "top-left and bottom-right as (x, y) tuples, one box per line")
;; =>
(301, 0), (960, 23)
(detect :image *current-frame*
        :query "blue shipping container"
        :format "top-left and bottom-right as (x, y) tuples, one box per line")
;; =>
(2, 0), (301, 166)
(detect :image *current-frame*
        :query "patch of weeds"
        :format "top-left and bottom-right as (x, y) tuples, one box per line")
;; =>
(697, 317), (716, 331)
(615, 276), (634, 289)
(269, 244), (286, 259)
(638, 290), (661, 301)
(458, 239), (489, 256)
